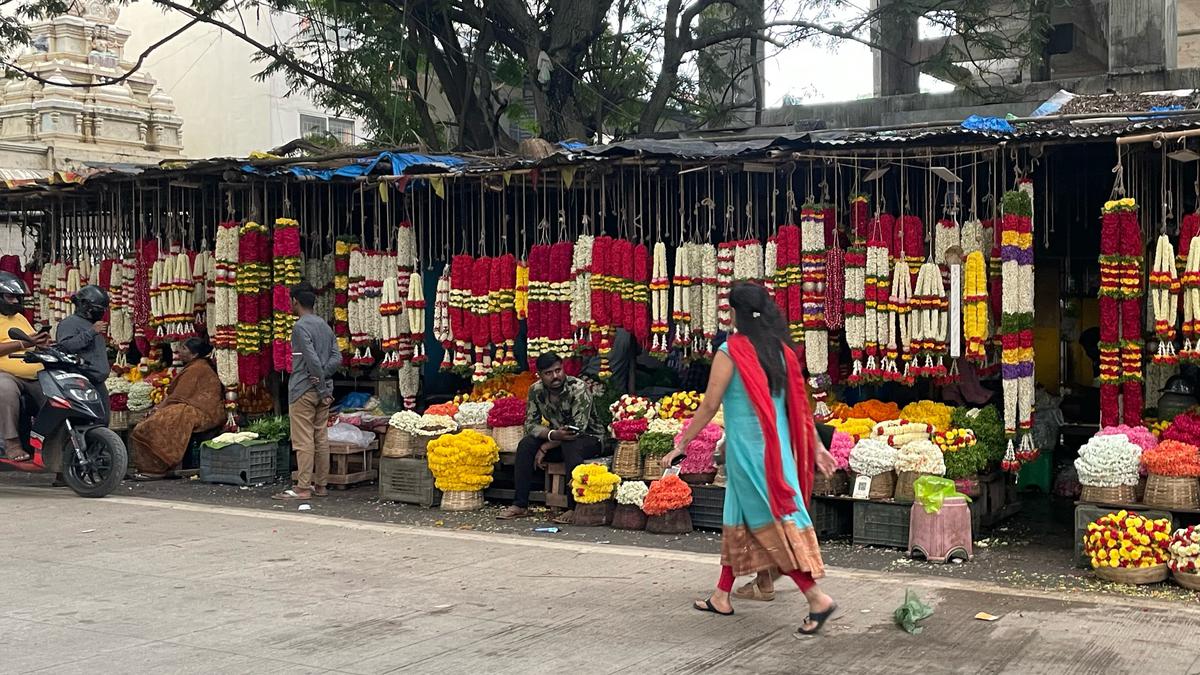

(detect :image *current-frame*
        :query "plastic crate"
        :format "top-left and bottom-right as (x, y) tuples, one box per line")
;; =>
(852, 500), (911, 548)
(199, 441), (277, 486)
(276, 441), (293, 478)
(1074, 504), (1172, 567)
(811, 498), (852, 538)
(688, 485), (725, 530)
(379, 456), (441, 507)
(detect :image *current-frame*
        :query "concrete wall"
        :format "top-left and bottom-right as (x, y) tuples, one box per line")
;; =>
(1180, 0), (1200, 67)
(118, 2), (368, 158)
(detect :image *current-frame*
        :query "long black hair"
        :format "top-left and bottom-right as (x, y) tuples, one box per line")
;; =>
(728, 282), (795, 395)
(183, 336), (214, 366)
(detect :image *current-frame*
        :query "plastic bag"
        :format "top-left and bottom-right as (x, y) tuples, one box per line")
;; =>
(327, 422), (375, 447)
(893, 589), (934, 634)
(913, 475), (967, 514)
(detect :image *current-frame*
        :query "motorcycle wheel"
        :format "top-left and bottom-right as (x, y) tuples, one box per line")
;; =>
(63, 427), (128, 498)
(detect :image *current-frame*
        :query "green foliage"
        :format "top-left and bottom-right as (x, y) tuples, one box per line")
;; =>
(638, 432), (674, 457)
(246, 415), (291, 442)
(941, 434), (990, 479)
(951, 405), (1005, 464)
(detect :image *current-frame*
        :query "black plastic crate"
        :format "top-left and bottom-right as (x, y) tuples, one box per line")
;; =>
(689, 485), (725, 530)
(199, 441), (277, 486)
(276, 441), (294, 478)
(852, 500), (911, 548)
(811, 498), (852, 538)
(379, 456), (441, 507)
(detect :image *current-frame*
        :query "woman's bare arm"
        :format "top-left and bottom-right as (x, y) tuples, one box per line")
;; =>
(665, 351), (733, 463)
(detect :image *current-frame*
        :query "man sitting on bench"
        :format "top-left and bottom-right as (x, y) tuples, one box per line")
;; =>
(498, 352), (604, 524)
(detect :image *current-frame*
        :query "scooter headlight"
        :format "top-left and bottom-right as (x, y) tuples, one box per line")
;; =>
(67, 388), (99, 403)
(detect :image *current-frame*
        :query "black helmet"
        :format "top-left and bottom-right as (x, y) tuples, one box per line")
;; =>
(1161, 375), (1196, 397)
(0, 271), (28, 316)
(72, 284), (109, 322)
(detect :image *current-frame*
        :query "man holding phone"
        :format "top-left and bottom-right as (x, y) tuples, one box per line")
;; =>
(499, 352), (604, 524)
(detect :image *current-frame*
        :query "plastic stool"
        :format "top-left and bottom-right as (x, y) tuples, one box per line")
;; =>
(1016, 449), (1053, 493)
(908, 496), (973, 563)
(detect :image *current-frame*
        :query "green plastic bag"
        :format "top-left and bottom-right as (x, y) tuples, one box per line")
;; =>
(913, 475), (968, 514)
(893, 589), (934, 634)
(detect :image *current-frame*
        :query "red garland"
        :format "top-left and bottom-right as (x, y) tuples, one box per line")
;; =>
(824, 245), (845, 329)
(633, 242), (650, 346)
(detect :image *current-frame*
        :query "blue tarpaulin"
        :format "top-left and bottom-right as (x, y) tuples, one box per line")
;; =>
(961, 115), (1015, 133)
(240, 151), (466, 181)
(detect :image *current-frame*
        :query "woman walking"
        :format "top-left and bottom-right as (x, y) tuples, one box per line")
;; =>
(663, 282), (839, 636)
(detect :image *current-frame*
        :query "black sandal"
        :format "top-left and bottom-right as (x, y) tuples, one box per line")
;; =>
(795, 602), (838, 636)
(693, 598), (734, 616)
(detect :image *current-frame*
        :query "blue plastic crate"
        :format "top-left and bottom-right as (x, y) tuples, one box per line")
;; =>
(199, 441), (277, 486)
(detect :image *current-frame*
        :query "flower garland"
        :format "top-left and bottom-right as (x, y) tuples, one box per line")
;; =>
(829, 430), (853, 470)
(849, 438), (897, 476)
(212, 222), (240, 425)
(610, 394), (657, 423)
(149, 251), (195, 343)
(696, 244), (719, 359)
(844, 236), (867, 384)
(468, 256), (492, 381)
(271, 217), (301, 373)
(650, 242), (670, 359)
(1086, 511), (1170, 570)
(1000, 189), (1037, 469)
(863, 238), (891, 381)
(677, 420), (722, 474)
(333, 237), (356, 365)
(1150, 233), (1180, 364)
(449, 254), (473, 373)
(389, 411), (458, 436)
(571, 235), (594, 352)
(825, 239), (845, 330)
(871, 419), (933, 447)
(407, 271), (427, 367)
(615, 480), (649, 507)
(1097, 197), (1142, 428)
(572, 464), (622, 503)
(934, 218), (960, 265)
(961, 219), (986, 255)
(774, 224), (802, 340)
(515, 260), (529, 321)
(433, 265), (452, 372)
(764, 238), (777, 299)
(884, 258), (913, 382)
(800, 205), (830, 413)
(347, 249), (368, 361)
(1141, 440), (1200, 477)
(716, 241), (735, 334)
(236, 221), (271, 387)
(642, 475), (693, 515)
(379, 275), (405, 370)
(894, 439), (947, 475)
(672, 242), (693, 353)
(486, 397), (526, 428)
(648, 417), (684, 437)
(529, 243), (574, 372)
(1181, 234), (1200, 363)
(963, 250), (989, 363)
(899, 214), (925, 272)
(911, 261), (949, 379)
(492, 254), (518, 372)
(193, 249), (214, 330)
(426, 429), (499, 492)
(1074, 433), (1142, 487)
(108, 258), (134, 359)
(1168, 526), (1200, 574)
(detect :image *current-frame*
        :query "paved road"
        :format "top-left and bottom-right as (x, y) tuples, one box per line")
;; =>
(3, 486), (1200, 674)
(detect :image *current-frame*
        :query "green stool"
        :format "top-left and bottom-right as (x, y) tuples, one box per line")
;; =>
(1017, 449), (1053, 493)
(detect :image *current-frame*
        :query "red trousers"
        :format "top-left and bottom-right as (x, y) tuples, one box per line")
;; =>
(717, 565), (814, 593)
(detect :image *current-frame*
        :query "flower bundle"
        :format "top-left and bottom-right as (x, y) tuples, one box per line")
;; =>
(642, 475), (693, 515)
(454, 401), (494, 427)
(677, 419), (722, 474)
(389, 411), (458, 437)
(658, 391), (702, 419)
(844, 238), (867, 384)
(1149, 233), (1179, 364)
(610, 394), (657, 423)
(1181, 232), (1200, 363)
(1096, 424), (1157, 452)
(612, 418), (650, 441)
(1168, 526), (1200, 574)
(1098, 197), (1143, 428)
(379, 274), (406, 370)
(871, 419), (933, 448)
(489, 254), (518, 371)
(671, 242), (694, 352)
(862, 239), (891, 382)
(571, 235), (594, 351)
(773, 224), (802, 340)
(333, 237), (356, 364)
(127, 381), (153, 412)
(884, 258), (913, 383)
(407, 271), (427, 365)
(1000, 189), (1037, 469)
(426, 429), (499, 492)
(1165, 411), (1200, 444)
(486, 397), (526, 428)
(963, 251), (989, 363)
(1075, 433), (1142, 487)
(426, 402), (459, 417)
(638, 431), (674, 459)
(939, 428), (988, 479)
(236, 221), (272, 386)
(894, 439), (947, 475)
(934, 218), (961, 265)
(1140, 440), (1200, 477)
(572, 464), (622, 503)
(847, 399), (901, 422)
(900, 401), (953, 433)
(693, 244), (719, 359)
(615, 480), (649, 507)
(910, 262), (948, 378)
(528, 243), (574, 371)
(716, 241), (735, 334)
(648, 417), (684, 437)
(934, 428), (977, 453)
(433, 265), (453, 371)
(270, 217), (302, 373)
(650, 242), (670, 359)
(1085, 511), (1170, 570)
(829, 430), (854, 470)
(829, 417), (874, 441)
(849, 438), (897, 477)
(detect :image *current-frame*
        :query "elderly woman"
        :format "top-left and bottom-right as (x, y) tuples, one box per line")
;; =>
(131, 337), (225, 480)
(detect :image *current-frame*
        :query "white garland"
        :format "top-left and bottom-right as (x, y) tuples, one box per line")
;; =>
(213, 225), (240, 388)
(886, 259), (912, 374)
(1184, 236), (1200, 358)
(398, 362), (420, 410)
(388, 411), (457, 435)
(454, 401), (494, 426)
(934, 219), (961, 265)
(433, 266), (451, 345)
(949, 263), (962, 359)
(648, 418), (684, 436)
(1151, 233), (1178, 362)
(571, 235), (594, 344)
(615, 480), (649, 506)
(764, 239), (778, 297)
(716, 244), (734, 331)
(845, 249), (866, 377)
(961, 219), (986, 255)
(849, 438), (897, 476)
(127, 381), (153, 412)
(650, 241), (669, 357)
(894, 439), (947, 475)
(407, 271), (425, 363)
(1074, 433), (1142, 487)
(698, 244), (718, 355)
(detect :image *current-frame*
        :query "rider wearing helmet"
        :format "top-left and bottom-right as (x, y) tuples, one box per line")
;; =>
(0, 271), (50, 462)
(55, 284), (112, 419)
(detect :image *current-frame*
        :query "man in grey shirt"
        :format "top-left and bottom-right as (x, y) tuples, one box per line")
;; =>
(56, 285), (112, 419)
(274, 282), (341, 500)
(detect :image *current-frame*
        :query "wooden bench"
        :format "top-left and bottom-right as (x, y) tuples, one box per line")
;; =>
(291, 440), (379, 489)
(544, 457), (615, 510)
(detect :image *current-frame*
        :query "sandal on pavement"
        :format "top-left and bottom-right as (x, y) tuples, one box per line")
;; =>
(272, 488), (312, 501)
(312, 486), (329, 497)
(794, 602), (838, 636)
(132, 473), (168, 482)
(553, 510), (575, 525)
(693, 598), (734, 616)
(497, 506), (531, 520)
(733, 581), (776, 602)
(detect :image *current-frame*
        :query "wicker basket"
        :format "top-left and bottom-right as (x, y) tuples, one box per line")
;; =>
(1094, 563), (1168, 585)
(381, 429), (415, 458)
(851, 471), (896, 501)
(573, 500), (615, 526)
(894, 471), (932, 503)
(642, 454), (667, 481)
(109, 410), (128, 431)
(440, 490), (484, 511)
(491, 425), (524, 453)
(611, 503), (647, 530)
(1173, 570), (1200, 591)
(126, 409), (148, 427)
(461, 423), (489, 435)
(1142, 474), (1200, 510)
(813, 470), (850, 497)
(612, 440), (642, 478)
(646, 508), (693, 534)
(1081, 484), (1137, 505)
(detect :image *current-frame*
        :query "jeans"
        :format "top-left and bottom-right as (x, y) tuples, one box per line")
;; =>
(513, 433), (602, 509)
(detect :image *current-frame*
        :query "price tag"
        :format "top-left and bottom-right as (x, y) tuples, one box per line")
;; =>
(852, 474), (873, 499)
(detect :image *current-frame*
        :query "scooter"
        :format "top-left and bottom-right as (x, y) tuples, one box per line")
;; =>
(0, 327), (127, 497)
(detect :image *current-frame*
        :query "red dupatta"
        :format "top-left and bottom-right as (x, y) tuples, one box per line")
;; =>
(726, 333), (816, 515)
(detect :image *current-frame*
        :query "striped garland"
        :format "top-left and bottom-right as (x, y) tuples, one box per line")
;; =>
(963, 250), (989, 363)
(1097, 197), (1143, 428)
(999, 187), (1036, 471)
(1150, 233), (1179, 365)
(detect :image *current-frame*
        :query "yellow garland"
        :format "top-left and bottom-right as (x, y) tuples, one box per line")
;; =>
(571, 464), (622, 503)
(829, 417), (874, 440)
(963, 251), (988, 361)
(425, 430), (499, 492)
(900, 401), (954, 432)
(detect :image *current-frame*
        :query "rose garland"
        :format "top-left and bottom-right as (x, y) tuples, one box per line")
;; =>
(642, 475), (693, 515)
(1181, 234), (1200, 363)
(899, 214), (925, 272)
(774, 224), (802, 340)
(963, 251), (989, 363)
(571, 235), (594, 352)
(1098, 197), (1143, 428)
(236, 221), (271, 387)
(271, 217), (302, 373)
(825, 240), (845, 330)
(449, 254), (473, 373)
(1000, 189), (1037, 470)
(493, 254), (518, 372)
(1149, 233), (1179, 364)
(470, 256), (492, 381)
(716, 241), (735, 334)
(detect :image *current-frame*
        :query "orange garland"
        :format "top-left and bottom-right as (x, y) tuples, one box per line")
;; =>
(642, 475), (694, 515)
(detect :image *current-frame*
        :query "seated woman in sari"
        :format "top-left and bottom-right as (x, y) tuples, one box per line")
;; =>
(131, 337), (225, 479)
(666, 282), (839, 637)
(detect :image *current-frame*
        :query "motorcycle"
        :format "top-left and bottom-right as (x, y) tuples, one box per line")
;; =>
(0, 327), (127, 497)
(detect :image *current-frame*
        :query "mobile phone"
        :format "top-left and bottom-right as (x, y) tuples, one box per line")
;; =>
(565, 425), (581, 434)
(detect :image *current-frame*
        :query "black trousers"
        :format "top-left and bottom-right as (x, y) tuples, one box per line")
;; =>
(513, 434), (602, 509)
